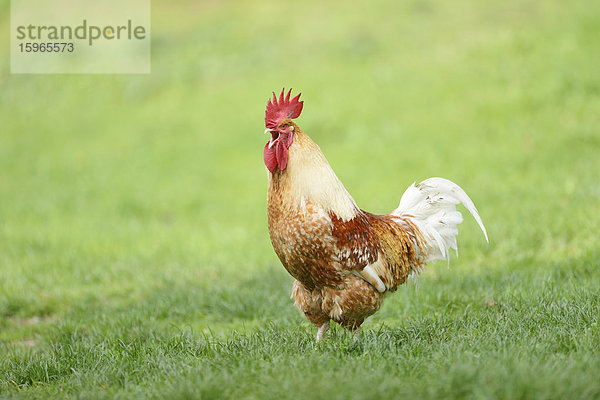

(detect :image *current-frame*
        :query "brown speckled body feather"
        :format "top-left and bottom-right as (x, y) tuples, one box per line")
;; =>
(267, 125), (427, 331)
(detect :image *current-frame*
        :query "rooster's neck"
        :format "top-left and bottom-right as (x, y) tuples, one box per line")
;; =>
(267, 129), (358, 222)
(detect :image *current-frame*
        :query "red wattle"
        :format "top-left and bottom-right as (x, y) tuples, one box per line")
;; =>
(276, 142), (288, 171)
(263, 142), (277, 172)
(264, 132), (293, 172)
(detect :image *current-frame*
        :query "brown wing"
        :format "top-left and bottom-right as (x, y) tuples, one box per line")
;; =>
(330, 211), (426, 292)
(329, 212), (380, 269)
(329, 211), (390, 292)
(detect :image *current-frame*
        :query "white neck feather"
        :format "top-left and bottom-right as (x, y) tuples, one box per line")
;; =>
(269, 133), (358, 222)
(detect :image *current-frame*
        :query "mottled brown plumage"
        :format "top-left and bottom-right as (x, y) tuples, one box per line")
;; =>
(263, 89), (487, 341)
(266, 124), (426, 334)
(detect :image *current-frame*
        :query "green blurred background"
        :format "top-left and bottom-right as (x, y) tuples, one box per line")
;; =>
(1, 0), (599, 398)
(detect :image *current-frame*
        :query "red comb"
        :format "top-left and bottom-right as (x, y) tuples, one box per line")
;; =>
(265, 88), (303, 128)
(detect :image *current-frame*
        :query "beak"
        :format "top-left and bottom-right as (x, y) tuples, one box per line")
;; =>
(265, 128), (280, 149)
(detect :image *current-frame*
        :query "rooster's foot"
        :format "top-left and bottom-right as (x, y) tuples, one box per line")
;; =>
(316, 322), (330, 342)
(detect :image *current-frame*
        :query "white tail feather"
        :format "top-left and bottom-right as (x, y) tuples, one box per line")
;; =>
(392, 177), (488, 265)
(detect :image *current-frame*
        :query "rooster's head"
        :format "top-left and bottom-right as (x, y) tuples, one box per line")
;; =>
(264, 88), (303, 172)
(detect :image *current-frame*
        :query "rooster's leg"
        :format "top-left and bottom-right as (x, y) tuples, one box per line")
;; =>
(316, 321), (330, 342)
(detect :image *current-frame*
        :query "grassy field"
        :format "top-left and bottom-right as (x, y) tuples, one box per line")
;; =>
(1, 0), (600, 398)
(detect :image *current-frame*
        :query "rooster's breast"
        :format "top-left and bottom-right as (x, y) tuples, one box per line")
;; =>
(267, 199), (346, 290)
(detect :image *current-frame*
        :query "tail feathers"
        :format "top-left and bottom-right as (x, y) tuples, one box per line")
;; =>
(392, 177), (488, 265)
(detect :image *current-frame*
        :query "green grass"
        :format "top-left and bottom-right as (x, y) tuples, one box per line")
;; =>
(1, 0), (600, 398)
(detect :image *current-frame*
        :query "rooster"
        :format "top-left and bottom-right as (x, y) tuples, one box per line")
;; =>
(264, 89), (488, 341)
